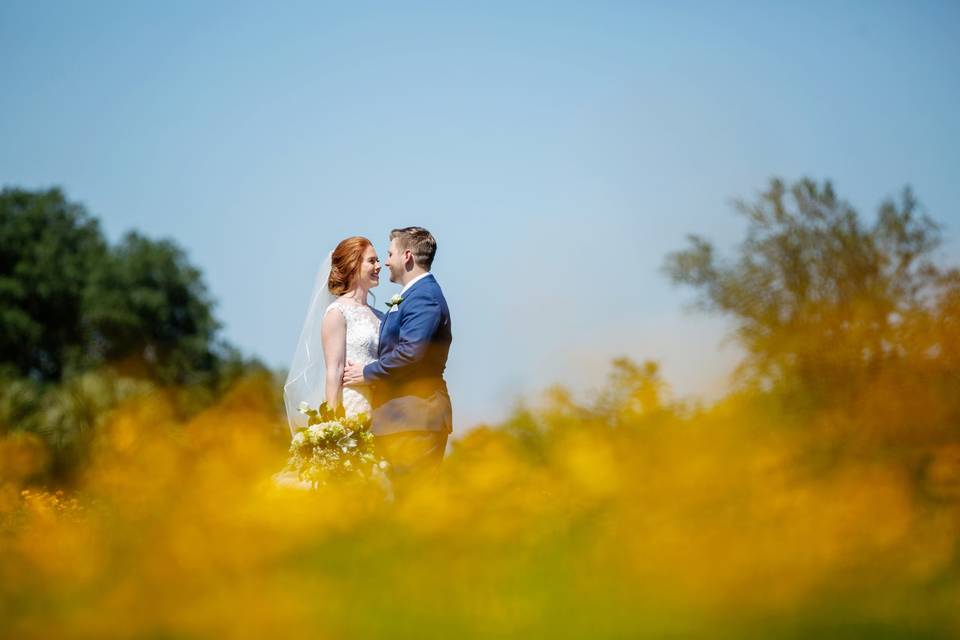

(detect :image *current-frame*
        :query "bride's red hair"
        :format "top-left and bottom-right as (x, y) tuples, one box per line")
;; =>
(328, 236), (372, 296)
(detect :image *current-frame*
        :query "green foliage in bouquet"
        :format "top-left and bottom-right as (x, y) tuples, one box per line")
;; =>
(285, 401), (387, 487)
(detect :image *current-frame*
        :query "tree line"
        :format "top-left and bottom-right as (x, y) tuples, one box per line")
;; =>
(1, 187), (274, 480)
(3, 178), (959, 487)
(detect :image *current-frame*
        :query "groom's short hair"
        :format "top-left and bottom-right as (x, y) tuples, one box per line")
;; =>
(390, 227), (436, 270)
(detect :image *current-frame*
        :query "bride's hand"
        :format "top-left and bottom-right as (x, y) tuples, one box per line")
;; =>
(342, 360), (365, 387)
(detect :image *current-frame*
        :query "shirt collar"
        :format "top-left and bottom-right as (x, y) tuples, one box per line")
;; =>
(399, 272), (431, 296)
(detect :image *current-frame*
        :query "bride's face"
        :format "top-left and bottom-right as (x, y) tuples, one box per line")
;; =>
(359, 244), (381, 288)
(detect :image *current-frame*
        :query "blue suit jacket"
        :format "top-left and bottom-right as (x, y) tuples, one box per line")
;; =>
(363, 274), (453, 435)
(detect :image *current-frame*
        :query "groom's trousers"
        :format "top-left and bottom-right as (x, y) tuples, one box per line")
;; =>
(375, 430), (448, 492)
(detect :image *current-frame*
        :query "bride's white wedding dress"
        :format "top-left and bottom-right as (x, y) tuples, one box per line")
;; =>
(324, 300), (382, 417)
(272, 300), (382, 490)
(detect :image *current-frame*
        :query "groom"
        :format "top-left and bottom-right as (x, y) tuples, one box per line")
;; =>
(343, 226), (453, 485)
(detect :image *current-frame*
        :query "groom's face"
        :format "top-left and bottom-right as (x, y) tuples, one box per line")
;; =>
(386, 238), (407, 284)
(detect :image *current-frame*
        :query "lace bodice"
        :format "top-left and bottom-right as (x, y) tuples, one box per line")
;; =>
(325, 301), (382, 417)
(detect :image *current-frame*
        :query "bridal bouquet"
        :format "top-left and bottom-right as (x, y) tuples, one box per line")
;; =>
(284, 401), (388, 487)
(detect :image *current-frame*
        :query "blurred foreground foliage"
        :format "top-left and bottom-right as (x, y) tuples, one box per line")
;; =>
(2, 357), (959, 638)
(1, 178), (959, 638)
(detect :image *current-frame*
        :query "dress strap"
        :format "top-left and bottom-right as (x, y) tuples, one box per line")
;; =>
(325, 300), (365, 321)
(324, 300), (345, 317)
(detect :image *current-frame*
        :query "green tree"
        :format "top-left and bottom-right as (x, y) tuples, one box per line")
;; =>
(1, 187), (234, 386)
(0, 187), (107, 381)
(664, 177), (960, 412)
(1, 187), (275, 482)
(83, 231), (223, 385)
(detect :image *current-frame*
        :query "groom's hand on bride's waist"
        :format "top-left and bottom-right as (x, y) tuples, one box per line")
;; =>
(342, 361), (365, 387)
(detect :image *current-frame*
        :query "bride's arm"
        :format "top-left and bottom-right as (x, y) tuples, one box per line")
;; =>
(321, 308), (347, 409)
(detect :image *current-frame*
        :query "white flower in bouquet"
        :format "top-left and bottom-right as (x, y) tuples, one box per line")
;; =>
(283, 401), (386, 488)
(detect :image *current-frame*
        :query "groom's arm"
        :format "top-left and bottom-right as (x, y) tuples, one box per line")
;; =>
(363, 297), (442, 382)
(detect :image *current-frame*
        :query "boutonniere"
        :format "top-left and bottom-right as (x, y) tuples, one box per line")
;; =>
(385, 294), (404, 310)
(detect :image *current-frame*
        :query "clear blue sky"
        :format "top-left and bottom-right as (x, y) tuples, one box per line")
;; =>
(3, 1), (959, 428)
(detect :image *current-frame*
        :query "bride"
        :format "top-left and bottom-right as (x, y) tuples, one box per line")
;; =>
(274, 237), (383, 486)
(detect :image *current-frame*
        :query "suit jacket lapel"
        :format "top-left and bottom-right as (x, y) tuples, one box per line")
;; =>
(378, 274), (435, 353)
(378, 308), (390, 353)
